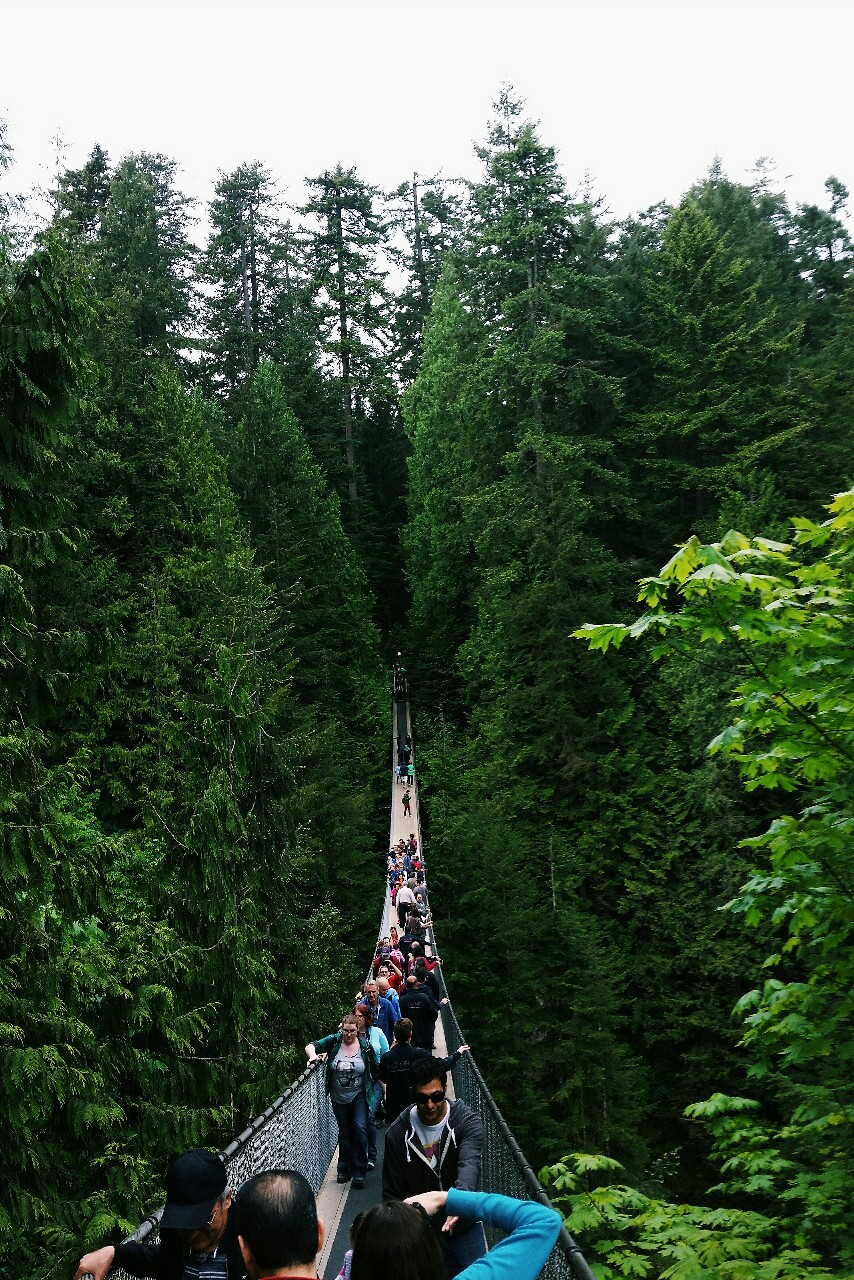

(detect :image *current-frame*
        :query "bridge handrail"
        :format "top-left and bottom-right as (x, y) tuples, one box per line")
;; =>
(431, 955), (595, 1280)
(114, 914), (388, 1263)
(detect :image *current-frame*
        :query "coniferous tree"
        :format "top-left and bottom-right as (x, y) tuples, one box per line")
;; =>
(406, 90), (641, 1166)
(198, 161), (285, 399)
(303, 164), (408, 628)
(631, 196), (804, 553)
(386, 173), (464, 384)
(302, 165), (394, 524)
(227, 360), (387, 930)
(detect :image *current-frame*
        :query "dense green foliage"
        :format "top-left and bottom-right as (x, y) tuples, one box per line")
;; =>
(401, 89), (852, 1273)
(553, 492), (853, 1277)
(1, 86), (851, 1277)
(2, 152), (389, 1275)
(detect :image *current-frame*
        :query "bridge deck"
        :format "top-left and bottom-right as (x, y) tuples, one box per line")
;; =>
(317, 697), (452, 1276)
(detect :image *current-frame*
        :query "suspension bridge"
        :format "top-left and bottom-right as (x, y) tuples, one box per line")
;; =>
(108, 685), (595, 1280)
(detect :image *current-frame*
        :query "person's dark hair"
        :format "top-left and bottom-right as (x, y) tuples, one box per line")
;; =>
(235, 1169), (318, 1271)
(350, 1201), (444, 1280)
(349, 1210), (365, 1246)
(410, 1057), (448, 1092)
(355, 1001), (373, 1028)
(410, 942), (422, 956)
(414, 962), (428, 983)
(394, 1017), (413, 1044)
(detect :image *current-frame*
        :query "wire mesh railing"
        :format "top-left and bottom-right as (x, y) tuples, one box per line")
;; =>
(111, 1060), (335, 1270)
(432, 960), (595, 1280)
(109, 692), (593, 1280)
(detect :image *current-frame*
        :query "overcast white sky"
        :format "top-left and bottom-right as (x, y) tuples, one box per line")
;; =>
(2, 0), (852, 226)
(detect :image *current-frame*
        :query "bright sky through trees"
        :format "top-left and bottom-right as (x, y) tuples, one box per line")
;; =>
(3, 0), (852, 224)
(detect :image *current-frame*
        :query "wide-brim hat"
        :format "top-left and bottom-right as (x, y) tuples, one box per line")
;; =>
(160, 1149), (227, 1231)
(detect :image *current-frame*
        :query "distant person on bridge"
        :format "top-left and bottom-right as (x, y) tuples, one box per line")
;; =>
(362, 978), (397, 1042)
(373, 940), (404, 985)
(379, 1018), (470, 1124)
(405, 910), (427, 946)
(399, 972), (448, 1050)
(382, 1057), (487, 1278)
(73, 1148), (242, 1280)
(235, 1169), (325, 1280)
(399, 920), (425, 968)
(354, 1001), (390, 1171)
(407, 941), (440, 977)
(414, 959), (442, 1004)
(305, 1010), (379, 1190)
(402, 788), (412, 817)
(377, 971), (402, 1014)
(396, 878), (416, 928)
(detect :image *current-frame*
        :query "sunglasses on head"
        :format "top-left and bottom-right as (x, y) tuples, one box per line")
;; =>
(415, 1089), (445, 1105)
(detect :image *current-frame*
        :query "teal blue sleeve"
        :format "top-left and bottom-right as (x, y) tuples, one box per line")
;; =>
(374, 1029), (390, 1058)
(445, 1189), (562, 1280)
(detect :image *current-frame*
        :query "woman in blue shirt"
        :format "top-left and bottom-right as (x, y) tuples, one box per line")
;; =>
(348, 1186), (562, 1280)
(354, 1001), (388, 1169)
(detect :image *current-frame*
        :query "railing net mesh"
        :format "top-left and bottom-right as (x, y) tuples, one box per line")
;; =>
(112, 699), (593, 1280)
(432, 956), (593, 1280)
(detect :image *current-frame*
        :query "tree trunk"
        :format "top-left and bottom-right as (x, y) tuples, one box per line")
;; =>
(334, 192), (359, 526)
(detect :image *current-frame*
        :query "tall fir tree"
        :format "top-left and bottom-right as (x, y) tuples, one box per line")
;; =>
(303, 164), (408, 630)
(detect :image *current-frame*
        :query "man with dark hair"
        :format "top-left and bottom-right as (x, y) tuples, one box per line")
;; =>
(383, 1058), (486, 1278)
(74, 1149), (243, 1280)
(399, 972), (447, 1050)
(235, 1170), (324, 1280)
(414, 959), (441, 1003)
(379, 1018), (470, 1123)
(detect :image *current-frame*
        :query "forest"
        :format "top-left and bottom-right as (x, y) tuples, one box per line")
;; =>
(0, 88), (851, 1278)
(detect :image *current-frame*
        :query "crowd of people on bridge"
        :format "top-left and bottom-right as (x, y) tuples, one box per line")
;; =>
(78, 1151), (561, 1280)
(73, 717), (562, 1280)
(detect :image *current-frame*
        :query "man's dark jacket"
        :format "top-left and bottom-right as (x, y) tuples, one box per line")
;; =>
(382, 1098), (483, 1236)
(113, 1204), (244, 1279)
(398, 982), (441, 1049)
(378, 1045), (463, 1123)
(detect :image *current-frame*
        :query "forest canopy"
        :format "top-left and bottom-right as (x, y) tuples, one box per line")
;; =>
(0, 90), (851, 1277)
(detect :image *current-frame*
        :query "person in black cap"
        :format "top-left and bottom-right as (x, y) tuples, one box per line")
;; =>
(73, 1148), (244, 1280)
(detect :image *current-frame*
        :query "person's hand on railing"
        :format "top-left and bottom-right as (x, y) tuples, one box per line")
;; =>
(73, 1245), (115, 1280)
(304, 1044), (326, 1064)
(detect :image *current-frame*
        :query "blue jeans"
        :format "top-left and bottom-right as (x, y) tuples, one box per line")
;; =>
(367, 1088), (379, 1163)
(331, 1091), (369, 1179)
(439, 1219), (488, 1278)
